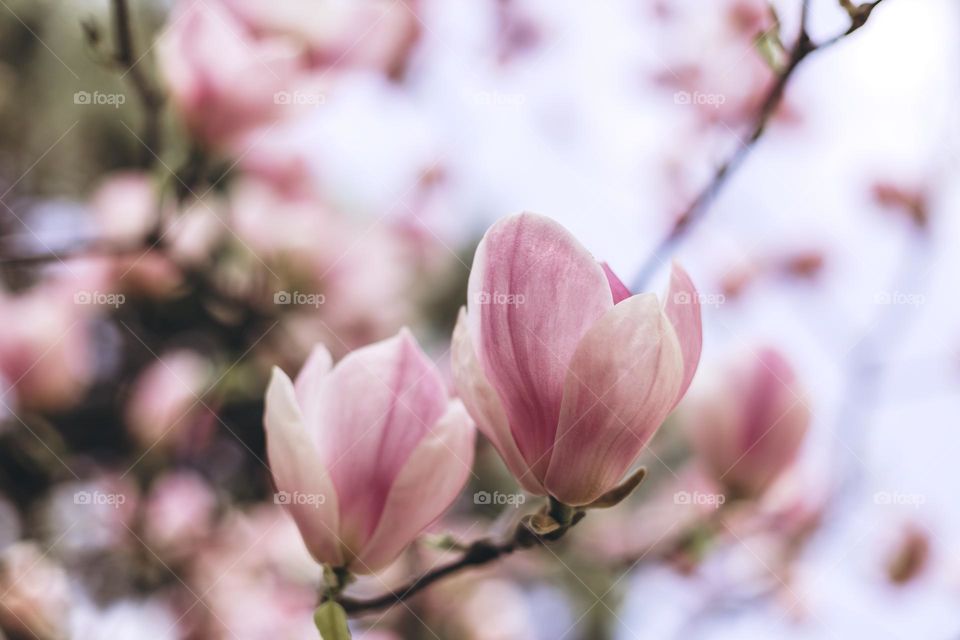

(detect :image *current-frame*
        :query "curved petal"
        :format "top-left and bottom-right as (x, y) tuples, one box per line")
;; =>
(467, 212), (612, 480)
(601, 262), (632, 304)
(662, 263), (703, 407)
(316, 329), (448, 555)
(545, 295), (684, 506)
(264, 367), (342, 565)
(357, 401), (476, 573)
(293, 343), (333, 437)
(452, 308), (545, 494)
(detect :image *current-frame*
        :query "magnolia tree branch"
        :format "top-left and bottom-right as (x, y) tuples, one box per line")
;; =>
(631, 0), (889, 290)
(333, 497), (587, 616)
(337, 538), (519, 615)
(110, 0), (166, 165)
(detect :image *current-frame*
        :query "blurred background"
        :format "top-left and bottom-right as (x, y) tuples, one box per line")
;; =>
(0, 0), (957, 638)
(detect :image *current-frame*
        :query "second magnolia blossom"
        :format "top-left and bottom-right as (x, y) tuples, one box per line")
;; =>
(684, 347), (810, 498)
(264, 330), (475, 573)
(453, 213), (703, 506)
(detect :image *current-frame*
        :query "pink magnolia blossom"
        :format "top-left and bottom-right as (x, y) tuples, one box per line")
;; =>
(158, 0), (303, 150)
(452, 213), (702, 506)
(685, 347), (810, 498)
(220, 0), (421, 77)
(124, 350), (213, 450)
(263, 330), (476, 573)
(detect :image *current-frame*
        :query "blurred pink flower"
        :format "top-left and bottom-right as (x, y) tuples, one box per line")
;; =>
(685, 347), (810, 498)
(142, 471), (217, 559)
(220, 0), (422, 78)
(263, 330), (476, 573)
(190, 505), (318, 640)
(158, 0), (303, 150)
(0, 542), (71, 640)
(0, 272), (105, 410)
(125, 350), (213, 450)
(452, 213), (702, 506)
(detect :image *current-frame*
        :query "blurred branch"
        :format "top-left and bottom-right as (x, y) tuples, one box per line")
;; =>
(0, 240), (142, 266)
(631, 0), (889, 290)
(109, 0), (166, 166)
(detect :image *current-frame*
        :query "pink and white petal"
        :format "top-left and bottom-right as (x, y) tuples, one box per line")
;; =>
(293, 343), (333, 438)
(601, 262), (632, 304)
(662, 263), (703, 406)
(452, 308), (545, 495)
(357, 401), (476, 573)
(544, 295), (684, 506)
(467, 212), (612, 479)
(317, 329), (448, 552)
(264, 367), (342, 565)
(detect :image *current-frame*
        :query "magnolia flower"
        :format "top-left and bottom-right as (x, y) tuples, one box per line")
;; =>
(452, 213), (702, 506)
(685, 347), (810, 498)
(263, 330), (475, 573)
(158, 0), (301, 149)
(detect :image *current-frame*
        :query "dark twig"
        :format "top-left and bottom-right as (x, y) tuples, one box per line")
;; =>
(631, 0), (889, 290)
(337, 538), (518, 615)
(110, 0), (165, 165)
(336, 497), (583, 615)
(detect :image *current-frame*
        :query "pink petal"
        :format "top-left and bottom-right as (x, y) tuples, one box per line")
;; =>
(724, 349), (809, 495)
(544, 294), (684, 506)
(293, 343), (333, 437)
(601, 262), (632, 304)
(662, 263), (703, 407)
(467, 213), (612, 481)
(357, 401), (476, 573)
(314, 329), (448, 556)
(264, 367), (342, 565)
(452, 308), (545, 495)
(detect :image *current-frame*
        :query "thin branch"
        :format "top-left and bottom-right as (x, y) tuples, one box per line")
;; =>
(335, 499), (585, 616)
(630, 0), (889, 290)
(110, 0), (166, 166)
(0, 240), (142, 266)
(337, 538), (518, 615)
